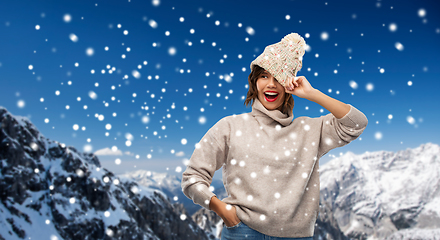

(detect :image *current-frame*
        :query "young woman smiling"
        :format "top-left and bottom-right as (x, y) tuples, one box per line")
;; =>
(181, 33), (368, 240)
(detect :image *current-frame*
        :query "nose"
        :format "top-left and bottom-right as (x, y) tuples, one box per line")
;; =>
(267, 77), (277, 88)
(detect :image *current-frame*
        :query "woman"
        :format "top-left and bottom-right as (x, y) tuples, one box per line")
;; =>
(181, 33), (368, 239)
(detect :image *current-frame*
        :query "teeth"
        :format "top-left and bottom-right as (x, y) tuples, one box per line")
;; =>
(265, 92), (278, 96)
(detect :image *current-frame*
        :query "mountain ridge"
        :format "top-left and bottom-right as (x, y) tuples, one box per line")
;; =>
(0, 106), (211, 240)
(319, 141), (440, 239)
(2, 105), (440, 240)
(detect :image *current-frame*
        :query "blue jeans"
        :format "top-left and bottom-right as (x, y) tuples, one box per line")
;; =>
(221, 221), (314, 240)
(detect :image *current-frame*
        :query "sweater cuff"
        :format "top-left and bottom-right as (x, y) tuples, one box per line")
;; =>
(337, 104), (368, 129)
(188, 183), (217, 210)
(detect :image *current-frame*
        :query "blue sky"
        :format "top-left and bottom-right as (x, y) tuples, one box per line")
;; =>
(1, 0), (439, 180)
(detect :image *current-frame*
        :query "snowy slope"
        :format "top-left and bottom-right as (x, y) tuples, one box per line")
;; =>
(119, 169), (227, 239)
(117, 141), (440, 240)
(14, 96), (434, 240)
(119, 170), (184, 202)
(0, 106), (210, 240)
(318, 143), (440, 239)
(119, 169), (227, 216)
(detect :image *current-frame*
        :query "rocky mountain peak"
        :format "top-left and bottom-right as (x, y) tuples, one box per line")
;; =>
(0, 106), (210, 240)
(318, 142), (440, 239)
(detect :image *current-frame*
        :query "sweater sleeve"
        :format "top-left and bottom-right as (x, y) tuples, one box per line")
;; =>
(317, 104), (368, 158)
(181, 117), (230, 210)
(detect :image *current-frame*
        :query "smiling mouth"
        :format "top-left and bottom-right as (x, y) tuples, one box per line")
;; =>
(264, 92), (279, 102)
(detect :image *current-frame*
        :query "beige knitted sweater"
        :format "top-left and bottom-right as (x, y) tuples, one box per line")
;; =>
(181, 98), (368, 237)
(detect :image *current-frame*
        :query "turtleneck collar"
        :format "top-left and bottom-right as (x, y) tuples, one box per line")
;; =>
(250, 98), (293, 127)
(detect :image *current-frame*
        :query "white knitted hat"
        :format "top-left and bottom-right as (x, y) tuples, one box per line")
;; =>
(250, 33), (306, 86)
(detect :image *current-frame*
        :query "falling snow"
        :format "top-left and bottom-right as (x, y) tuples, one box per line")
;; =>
(375, 132), (383, 140)
(69, 33), (78, 42)
(0, 1), (436, 217)
(395, 42), (404, 51)
(389, 23), (398, 32)
(246, 26), (255, 35)
(63, 14), (72, 23)
(366, 83), (374, 91)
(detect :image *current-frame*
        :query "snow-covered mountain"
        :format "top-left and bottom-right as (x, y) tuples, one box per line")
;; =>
(3, 104), (439, 240)
(119, 170), (183, 197)
(119, 170), (227, 216)
(0, 106), (210, 240)
(191, 207), (224, 239)
(318, 143), (440, 239)
(116, 142), (440, 240)
(119, 170), (227, 239)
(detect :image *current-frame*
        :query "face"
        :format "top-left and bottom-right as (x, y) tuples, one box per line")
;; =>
(256, 70), (286, 112)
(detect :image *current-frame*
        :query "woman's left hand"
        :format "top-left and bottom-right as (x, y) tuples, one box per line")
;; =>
(284, 76), (315, 99)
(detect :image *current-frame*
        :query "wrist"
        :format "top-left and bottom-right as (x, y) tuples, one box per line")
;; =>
(209, 196), (226, 216)
(306, 88), (321, 102)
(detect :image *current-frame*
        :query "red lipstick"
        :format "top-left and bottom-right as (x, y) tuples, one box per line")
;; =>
(264, 91), (279, 102)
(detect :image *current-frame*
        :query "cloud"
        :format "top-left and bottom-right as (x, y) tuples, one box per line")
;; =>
(94, 147), (123, 156)
(124, 151), (134, 156)
(175, 151), (185, 157)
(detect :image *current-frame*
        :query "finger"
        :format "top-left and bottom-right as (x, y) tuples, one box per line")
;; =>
(295, 77), (303, 86)
(292, 79), (298, 87)
(292, 77), (298, 86)
(287, 77), (293, 87)
(289, 79), (295, 90)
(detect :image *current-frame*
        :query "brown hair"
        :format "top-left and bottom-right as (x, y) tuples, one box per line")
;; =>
(244, 65), (294, 114)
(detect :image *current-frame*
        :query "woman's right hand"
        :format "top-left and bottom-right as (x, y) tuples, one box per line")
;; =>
(220, 204), (241, 227)
(209, 196), (241, 227)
